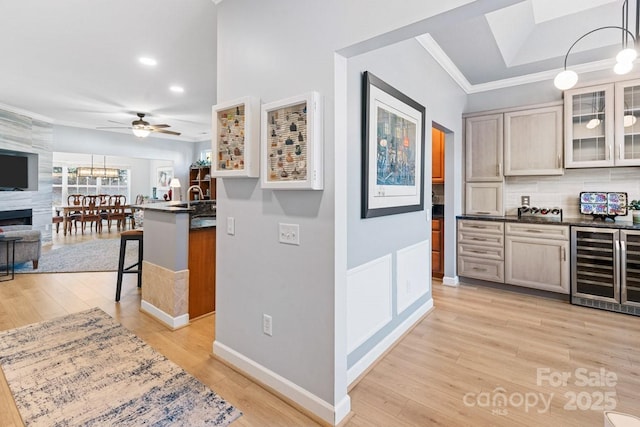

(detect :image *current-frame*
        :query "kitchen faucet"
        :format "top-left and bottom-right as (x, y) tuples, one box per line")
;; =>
(187, 185), (203, 209)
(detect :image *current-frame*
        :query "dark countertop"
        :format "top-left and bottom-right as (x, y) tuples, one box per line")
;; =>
(457, 214), (640, 230)
(132, 201), (193, 213)
(190, 217), (216, 230)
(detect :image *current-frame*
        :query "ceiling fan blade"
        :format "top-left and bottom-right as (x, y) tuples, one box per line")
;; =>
(108, 120), (128, 125)
(153, 129), (181, 136)
(149, 124), (171, 129)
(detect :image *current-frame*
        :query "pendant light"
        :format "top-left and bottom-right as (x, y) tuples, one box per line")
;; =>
(554, 0), (638, 90)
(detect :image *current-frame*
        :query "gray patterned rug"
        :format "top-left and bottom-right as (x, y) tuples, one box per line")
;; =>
(0, 308), (242, 426)
(15, 238), (139, 273)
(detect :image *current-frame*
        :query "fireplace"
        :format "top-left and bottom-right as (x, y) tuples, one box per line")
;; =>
(0, 209), (32, 226)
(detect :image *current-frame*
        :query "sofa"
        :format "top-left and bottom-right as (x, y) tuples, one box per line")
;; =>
(0, 225), (42, 269)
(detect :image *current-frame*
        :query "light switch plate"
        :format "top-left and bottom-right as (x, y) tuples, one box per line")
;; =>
(279, 223), (300, 245)
(227, 217), (235, 235)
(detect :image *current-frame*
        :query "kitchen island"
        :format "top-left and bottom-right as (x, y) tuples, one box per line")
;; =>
(135, 201), (216, 329)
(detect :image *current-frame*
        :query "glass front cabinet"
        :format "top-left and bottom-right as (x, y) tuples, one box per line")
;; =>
(565, 80), (640, 168)
(615, 78), (640, 166)
(564, 83), (614, 168)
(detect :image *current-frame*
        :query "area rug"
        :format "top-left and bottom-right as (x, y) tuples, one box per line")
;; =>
(0, 308), (242, 426)
(14, 238), (139, 273)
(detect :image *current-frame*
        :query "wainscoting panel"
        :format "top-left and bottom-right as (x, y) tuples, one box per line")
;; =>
(396, 240), (430, 314)
(346, 254), (392, 353)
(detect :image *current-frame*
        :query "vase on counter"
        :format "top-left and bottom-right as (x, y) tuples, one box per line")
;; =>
(633, 211), (640, 224)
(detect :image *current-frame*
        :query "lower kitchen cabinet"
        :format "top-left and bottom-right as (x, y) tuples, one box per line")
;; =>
(505, 223), (569, 294)
(457, 219), (504, 282)
(188, 227), (216, 319)
(432, 218), (443, 278)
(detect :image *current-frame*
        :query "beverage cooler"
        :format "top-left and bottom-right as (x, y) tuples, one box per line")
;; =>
(571, 227), (640, 315)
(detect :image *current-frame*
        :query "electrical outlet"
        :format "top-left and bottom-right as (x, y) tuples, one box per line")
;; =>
(263, 314), (273, 336)
(278, 223), (300, 245)
(227, 217), (235, 235)
(521, 196), (530, 206)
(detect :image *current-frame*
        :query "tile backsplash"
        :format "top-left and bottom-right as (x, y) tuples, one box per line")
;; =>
(505, 167), (640, 220)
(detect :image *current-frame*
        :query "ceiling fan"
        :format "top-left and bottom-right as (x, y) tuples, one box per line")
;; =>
(97, 113), (181, 138)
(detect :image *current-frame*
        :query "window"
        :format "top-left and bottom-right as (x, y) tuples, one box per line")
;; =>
(52, 166), (130, 206)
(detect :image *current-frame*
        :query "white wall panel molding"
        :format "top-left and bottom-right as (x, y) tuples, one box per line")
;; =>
(346, 254), (392, 354)
(396, 240), (430, 314)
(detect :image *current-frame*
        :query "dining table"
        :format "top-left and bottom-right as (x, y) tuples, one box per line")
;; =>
(55, 205), (135, 236)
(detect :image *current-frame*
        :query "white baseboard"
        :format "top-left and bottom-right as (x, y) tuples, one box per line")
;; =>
(442, 275), (459, 287)
(347, 298), (433, 385)
(140, 300), (189, 329)
(213, 341), (349, 425)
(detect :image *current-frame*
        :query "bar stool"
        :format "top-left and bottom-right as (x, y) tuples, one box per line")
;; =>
(115, 228), (143, 301)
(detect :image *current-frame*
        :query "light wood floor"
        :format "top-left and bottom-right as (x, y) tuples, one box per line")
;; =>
(1, 270), (640, 426)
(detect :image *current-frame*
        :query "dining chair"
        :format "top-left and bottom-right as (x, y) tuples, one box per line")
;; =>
(77, 195), (102, 233)
(105, 195), (127, 231)
(66, 194), (83, 234)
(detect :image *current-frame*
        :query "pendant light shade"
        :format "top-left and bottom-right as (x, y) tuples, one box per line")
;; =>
(554, 70), (579, 90)
(616, 47), (638, 64)
(614, 60), (634, 75)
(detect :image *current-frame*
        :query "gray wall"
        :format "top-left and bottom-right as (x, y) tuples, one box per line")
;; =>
(345, 38), (467, 367)
(214, 0), (499, 412)
(0, 109), (53, 242)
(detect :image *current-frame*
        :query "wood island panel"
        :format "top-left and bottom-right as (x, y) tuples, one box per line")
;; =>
(188, 227), (216, 318)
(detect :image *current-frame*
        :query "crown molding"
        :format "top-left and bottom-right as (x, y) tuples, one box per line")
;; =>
(0, 102), (54, 123)
(416, 34), (621, 94)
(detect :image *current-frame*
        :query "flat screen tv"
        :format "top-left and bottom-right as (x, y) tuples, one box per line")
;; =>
(0, 149), (38, 191)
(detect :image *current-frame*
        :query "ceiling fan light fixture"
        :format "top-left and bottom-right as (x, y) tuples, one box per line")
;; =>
(132, 127), (151, 138)
(554, 69), (578, 90)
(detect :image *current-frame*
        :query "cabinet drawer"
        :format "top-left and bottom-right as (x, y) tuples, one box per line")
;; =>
(458, 243), (503, 260)
(458, 231), (504, 248)
(505, 223), (569, 240)
(458, 220), (504, 235)
(458, 256), (504, 283)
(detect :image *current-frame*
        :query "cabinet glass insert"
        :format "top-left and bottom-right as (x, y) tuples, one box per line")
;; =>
(571, 90), (607, 162)
(623, 85), (640, 160)
(574, 229), (615, 299)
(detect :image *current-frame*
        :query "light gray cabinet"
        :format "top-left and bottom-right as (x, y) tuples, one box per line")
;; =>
(504, 223), (569, 294)
(465, 182), (503, 216)
(614, 78), (640, 166)
(564, 83), (615, 168)
(465, 114), (503, 182)
(457, 219), (504, 282)
(504, 105), (563, 176)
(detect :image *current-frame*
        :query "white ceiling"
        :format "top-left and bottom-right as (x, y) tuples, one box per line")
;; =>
(0, 0), (216, 142)
(0, 0), (636, 141)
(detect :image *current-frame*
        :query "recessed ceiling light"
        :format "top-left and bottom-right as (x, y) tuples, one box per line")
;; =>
(170, 85), (184, 93)
(138, 57), (157, 66)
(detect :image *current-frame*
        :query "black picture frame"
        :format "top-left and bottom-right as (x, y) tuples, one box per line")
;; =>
(361, 71), (426, 218)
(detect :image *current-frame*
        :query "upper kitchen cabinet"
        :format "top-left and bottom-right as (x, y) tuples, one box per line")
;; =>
(432, 128), (445, 183)
(614, 79), (640, 166)
(465, 114), (503, 182)
(504, 105), (563, 176)
(564, 83), (615, 168)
